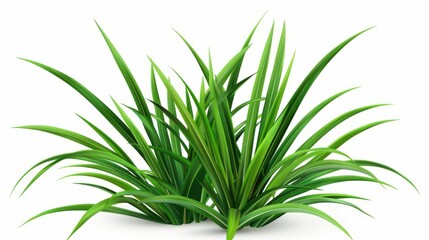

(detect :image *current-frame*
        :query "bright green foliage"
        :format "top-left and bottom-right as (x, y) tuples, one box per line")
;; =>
(13, 18), (416, 240)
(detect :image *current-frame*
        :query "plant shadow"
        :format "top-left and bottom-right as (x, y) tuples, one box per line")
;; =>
(103, 212), (309, 239)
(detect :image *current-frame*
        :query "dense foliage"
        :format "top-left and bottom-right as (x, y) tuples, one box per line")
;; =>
(13, 18), (415, 240)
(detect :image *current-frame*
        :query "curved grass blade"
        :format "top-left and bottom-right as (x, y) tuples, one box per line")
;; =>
(15, 125), (111, 152)
(18, 58), (135, 145)
(290, 193), (372, 217)
(115, 191), (227, 228)
(217, 46), (251, 87)
(77, 114), (132, 163)
(239, 22), (275, 181)
(112, 99), (165, 178)
(11, 152), (77, 197)
(61, 172), (136, 191)
(243, 184), (320, 214)
(298, 104), (388, 152)
(284, 160), (379, 184)
(150, 68), (180, 187)
(15, 149), (152, 197)
(149, 146), (191, 168)
(312, 120), (396, 162)
(353, 160), (418, 192)
(96, 22), (151, 119)
(19, 159), (62, 197)
(291, 197), (373, 217)
(238, 203), (351, 239)
(255, 175), (391, 227)
(271, 175), (393, 206)
(258, 22), (286, 145)
(66, 196), (159, 239)
(63, 162), (148, 191)
(291, 193), (369, 201)
(270, 87), (359, 167)
(174, 30), (209, 80)
(227, 14), (264, 105)
(22, 203), (159, 227)
(263, 51), (295, 132)
(231, 98), (266, 116)
(219, 73), (256, 106)
(263, 148), (351, 192)
(263, 28), (373, 171)
(150, 114), (189, 153)
(73, 182), (116, 194)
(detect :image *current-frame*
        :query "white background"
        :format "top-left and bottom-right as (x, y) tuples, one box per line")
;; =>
(1, 0), (428, 239)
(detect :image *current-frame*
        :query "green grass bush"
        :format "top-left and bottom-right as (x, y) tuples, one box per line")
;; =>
(12, 18), (416, 240)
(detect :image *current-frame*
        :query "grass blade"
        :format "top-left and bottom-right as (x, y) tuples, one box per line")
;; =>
(18, 58), (136, 145)
(239, 23), (275, 181)
(15, 125), (111, 152)
(239, 203), (351, 239)
(96, 22), (151, 119)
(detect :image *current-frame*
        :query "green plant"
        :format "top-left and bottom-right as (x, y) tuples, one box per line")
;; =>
(12, 18), (416, 240)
